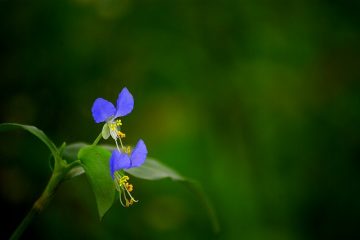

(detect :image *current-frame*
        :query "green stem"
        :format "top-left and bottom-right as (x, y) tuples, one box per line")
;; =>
(92, 132), (102, 146)
(10, 132), (102, 239)
(9, 206), (37, 240)
(10, 159), (70, 240)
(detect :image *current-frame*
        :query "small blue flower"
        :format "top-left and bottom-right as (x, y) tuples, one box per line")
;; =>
(91, 87), (134, 123)
(109, 139), (148, 177)
(91, 87), (134, 151)
(110, 139), (148, 207)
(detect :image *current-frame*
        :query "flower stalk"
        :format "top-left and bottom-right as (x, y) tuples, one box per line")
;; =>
(10, 157), (78, 240)
(92, 132), (103, 146)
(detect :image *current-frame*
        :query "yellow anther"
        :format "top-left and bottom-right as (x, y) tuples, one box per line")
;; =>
(126, 199), (134, 207)
(116, 119), (122, 126)
(117, 131), (126, 138)
(109, 123), (117, 131)
(125, 198), (134, 207)
(125, 183), (133, 192)
(124, 146), (131, 154)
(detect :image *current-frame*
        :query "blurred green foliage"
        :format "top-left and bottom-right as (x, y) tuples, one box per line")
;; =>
(1, 0), (360, 239)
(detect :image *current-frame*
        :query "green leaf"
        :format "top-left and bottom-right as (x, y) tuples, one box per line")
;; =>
(0, 123), (59, 158)
(125, 158), (220, 234)
(125, 158), (184, 181)
(78, 145), (115, 220)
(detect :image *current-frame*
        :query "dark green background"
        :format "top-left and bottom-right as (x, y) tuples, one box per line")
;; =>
(1, 0), (360, 239)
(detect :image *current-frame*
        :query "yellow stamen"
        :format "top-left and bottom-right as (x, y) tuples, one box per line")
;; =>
(125, 183), (133, 192)
(115, 175), (138, 207)
(117, 131), (126, 138)
(118, 175), (129, 185)
(110, 124), (116, 131)
(124, 146), (131, 154)
(125, 198), (135, 207)
(116, 119), (122, 126)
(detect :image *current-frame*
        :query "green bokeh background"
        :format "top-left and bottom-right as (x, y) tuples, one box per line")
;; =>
(1, 0), (360, 239)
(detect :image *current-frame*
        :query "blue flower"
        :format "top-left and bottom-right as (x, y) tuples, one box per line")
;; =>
(91, 87), (134, 123)
(91, 87), (134, 150)
(109, 139), (148, 177)
(110, 139), (148, 207)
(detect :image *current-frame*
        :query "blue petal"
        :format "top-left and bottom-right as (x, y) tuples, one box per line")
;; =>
(91, 98), (116, 123)
(115, 87), (134, 117)
(109, 150), (131, 178)
(130, 139), (148, 168)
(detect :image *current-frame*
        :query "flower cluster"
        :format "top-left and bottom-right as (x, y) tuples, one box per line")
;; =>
(91, 87), (147, 207)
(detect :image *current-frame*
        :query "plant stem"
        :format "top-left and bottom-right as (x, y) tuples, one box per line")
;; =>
(10, 131), (102, 239)
(92, 132), (102, 146)
(10, 159), (68, 240)
(9, 206), (38, 240)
